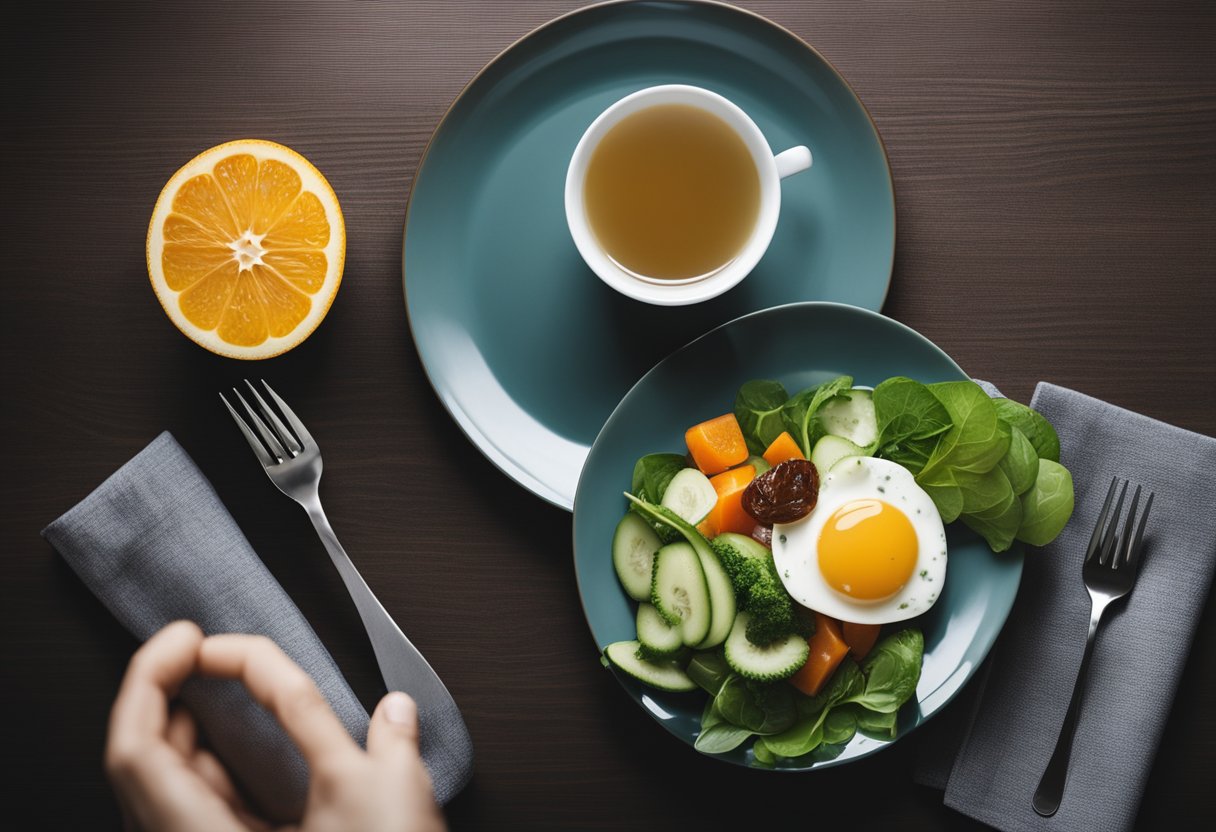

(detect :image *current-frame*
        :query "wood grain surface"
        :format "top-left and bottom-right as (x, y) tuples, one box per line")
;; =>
(3, 1), (1214, 829)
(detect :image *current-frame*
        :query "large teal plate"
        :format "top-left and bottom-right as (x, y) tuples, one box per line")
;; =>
(573, 303), (1023, 769)
(404, 1), (895, 509)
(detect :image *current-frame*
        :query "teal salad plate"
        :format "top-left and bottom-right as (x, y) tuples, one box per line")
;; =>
(404, 0), (896, 509)
(572, 303), (1024, 769)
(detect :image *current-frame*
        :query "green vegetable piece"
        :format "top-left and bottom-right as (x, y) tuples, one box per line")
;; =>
(821, 706), (858, 746)
(874, 376), (952, 449)
(852, 705), (898, 740)
(746, 455), (771, 476)
(713, 675), (798, 735)
(710, 533), (809, 645)
(695, 697), (755, 754)
(918, 472), (964, 523)
(961, 487), (1023, 553)
(781, 376), (854, 456)
(686, 650), (732, 697)
(1016, 459), (1075, 546)
(761, 712), (825, 758)
(630, 453), (687, 503)
(846, 629), (924, 714)
(752, 739), (777, 766)
(734, 380), (790, 455)
(998, 423), (1040, 495)
(921, 381), (1010, 476)
(993, 398), (1061, 462)
(694, 722), (755, 754)
(765, 660), (865, 759)
(955, 466), (1015, 515)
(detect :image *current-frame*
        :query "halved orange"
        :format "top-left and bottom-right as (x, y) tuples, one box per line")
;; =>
(147, 140), (345, 359)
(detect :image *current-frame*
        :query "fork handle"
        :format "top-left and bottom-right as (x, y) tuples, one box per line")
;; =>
(305, 505), (455, 705)
(1032, 601), (1107, 816)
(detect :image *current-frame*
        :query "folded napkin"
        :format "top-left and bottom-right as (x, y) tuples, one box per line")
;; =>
(915, 383), (1216, 832)
(43, 432), (471, 821)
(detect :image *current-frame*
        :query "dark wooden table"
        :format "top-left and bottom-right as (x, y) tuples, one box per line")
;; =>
(4, 1), (1214, 829)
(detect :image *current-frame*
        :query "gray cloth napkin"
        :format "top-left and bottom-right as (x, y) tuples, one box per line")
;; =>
(42, 431), (470, 821)
(915, 382), (1216, 831)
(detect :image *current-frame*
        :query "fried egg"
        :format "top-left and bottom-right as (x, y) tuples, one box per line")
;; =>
(771, 456), (946, 624)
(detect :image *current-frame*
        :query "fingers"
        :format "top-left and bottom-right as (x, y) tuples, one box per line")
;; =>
(166, 707), (198, 756)
(197, 634), (359, 765)
(107, 621), (204, 776)
(367, 692), (421, 765)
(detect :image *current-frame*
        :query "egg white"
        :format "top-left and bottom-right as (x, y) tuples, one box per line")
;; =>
(772, 456), (947, 624)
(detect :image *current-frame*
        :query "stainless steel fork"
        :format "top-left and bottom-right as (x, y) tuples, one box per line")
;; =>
(221, 380), (471, 761)
(1032, 477), (1153, 817)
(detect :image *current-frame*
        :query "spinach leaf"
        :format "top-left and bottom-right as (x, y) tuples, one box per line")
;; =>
(695, 717), (754, 753)
(760, 711), (825, 758)
(734, 380), (790, 455)
(714, 675), (797, 735)
(821, 706), (858, 746)
(993, 398), (1060, 462)
(917, 471), (964, 523)
(961, 488), (1023, 553)
(1016, 459), (1075, 546)
(842, 629), (923, 714)
(630, 453), (686, 502)
(695, 697), (755, 753)
(955, 466), (1015, 514)
(880, 438), (938, 476)
(920, 382), (1009, 477)
(686, 650), (732, 697)
(764, 660), (865, 759)
(998, 423), (1040, 495)
(874, 376), (953, 446)
(752, 738), (777, 766)
(781, 376), (854, 455)
(851, 705), (898, 740)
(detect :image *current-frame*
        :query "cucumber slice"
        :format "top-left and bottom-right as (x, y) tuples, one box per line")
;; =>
(660, 468), (718, 525)
(811, 434), (866, 476)
(746, 455), (771, 476)
(724, 612), (810, 682)
(713, 531), (770, 561)
(818, 389), (878, 449)
(612, 513), (661, 601)
(636, 603), (683, 657)
(692, 536), (736, 650)
(603, 641), (697, 692)
(650, 542), (711, 646)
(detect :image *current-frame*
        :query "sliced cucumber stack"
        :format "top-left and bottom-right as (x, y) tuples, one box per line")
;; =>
(626, 495), (735, 649)
(612, 513), (662, 602)
(635, 603), (683, 657)
(651, 542), (711, 647)
(810, 435), (866, 477)
(818, 388), (878, 450)
(603, 641), (697, 692)
(660, 468), (717, 525)
(723, 612), (809, 682)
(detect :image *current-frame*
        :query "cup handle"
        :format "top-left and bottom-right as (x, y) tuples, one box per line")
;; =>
(774, 146), (812, 179)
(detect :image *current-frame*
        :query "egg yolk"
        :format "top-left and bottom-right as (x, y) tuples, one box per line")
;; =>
(818, 499), (918, 600)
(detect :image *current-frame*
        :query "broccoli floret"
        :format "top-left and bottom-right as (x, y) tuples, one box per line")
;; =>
(710, 534), (811, 647)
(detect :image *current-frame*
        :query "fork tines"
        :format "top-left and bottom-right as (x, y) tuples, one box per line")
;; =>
(220, 380), (313, 466)
(1084, 477), (1154, 571)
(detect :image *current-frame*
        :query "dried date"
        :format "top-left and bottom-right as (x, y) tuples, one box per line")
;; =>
(742, 459), (819, 524)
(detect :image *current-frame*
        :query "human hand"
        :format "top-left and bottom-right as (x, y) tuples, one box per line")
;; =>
(105, 621), (446, 832)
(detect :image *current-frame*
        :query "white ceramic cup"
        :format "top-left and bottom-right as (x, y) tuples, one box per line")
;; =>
(565, 84), (812, 306)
